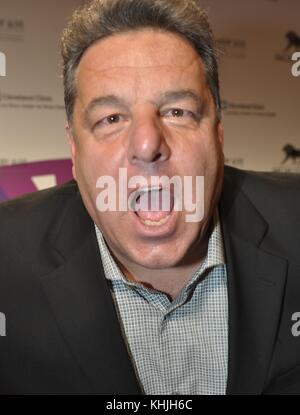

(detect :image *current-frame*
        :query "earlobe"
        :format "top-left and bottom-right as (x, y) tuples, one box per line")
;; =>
(65, 122), (77, 181)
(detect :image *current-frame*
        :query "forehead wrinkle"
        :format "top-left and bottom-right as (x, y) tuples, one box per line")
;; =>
(75, 39), (208, 118)
(83, 56), (187, 72)
(78, 56), (204, 101)
(80, 62), (199, 77)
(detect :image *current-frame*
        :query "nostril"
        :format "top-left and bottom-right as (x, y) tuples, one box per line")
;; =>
(152, 153), (162, 163)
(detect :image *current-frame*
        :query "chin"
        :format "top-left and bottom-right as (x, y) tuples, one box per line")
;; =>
(135, 256), (180, 270)
(127, 240), (191, 270)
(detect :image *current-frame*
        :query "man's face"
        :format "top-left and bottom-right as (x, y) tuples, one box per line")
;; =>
(67, 29), (224, 271)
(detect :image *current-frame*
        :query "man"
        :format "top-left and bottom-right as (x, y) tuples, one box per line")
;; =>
(0, 0), (299, 395)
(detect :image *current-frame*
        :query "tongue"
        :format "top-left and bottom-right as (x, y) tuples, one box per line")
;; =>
(135, 189), (173, 221)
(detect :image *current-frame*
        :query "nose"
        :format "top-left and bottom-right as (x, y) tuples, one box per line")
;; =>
(127, 110), (171, 167)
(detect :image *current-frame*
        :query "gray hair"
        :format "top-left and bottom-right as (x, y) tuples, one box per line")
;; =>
(61, 0), (221, 124)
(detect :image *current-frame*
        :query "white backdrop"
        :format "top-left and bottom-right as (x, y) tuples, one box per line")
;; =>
(0, 0), (299, 173)
(0, 0), (82, 165)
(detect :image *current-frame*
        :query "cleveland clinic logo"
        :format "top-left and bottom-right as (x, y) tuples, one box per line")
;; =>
(0, 51), (6, 76)
(95, 169), (204, 223)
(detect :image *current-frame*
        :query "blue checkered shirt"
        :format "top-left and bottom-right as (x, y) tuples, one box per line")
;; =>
(95, 209), (228, 395)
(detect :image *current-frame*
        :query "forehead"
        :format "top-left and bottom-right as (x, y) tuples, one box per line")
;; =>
(75, 29), (207, 102)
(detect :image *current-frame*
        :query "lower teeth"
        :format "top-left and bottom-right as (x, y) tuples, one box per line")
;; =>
(140, 215), (171, 227)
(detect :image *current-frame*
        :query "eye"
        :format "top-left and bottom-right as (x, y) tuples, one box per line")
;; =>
(93, 113), (125, 131)
(162, 108), (199, 122)
(169, 108), (185, 117)
(102, 114), (121, 125)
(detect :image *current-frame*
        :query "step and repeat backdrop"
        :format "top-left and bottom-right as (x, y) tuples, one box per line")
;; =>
(0, 0), (299, 199)
(202, 0), (300, 173)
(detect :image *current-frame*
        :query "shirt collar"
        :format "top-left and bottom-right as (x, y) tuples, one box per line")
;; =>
(94, 207), (225, 290)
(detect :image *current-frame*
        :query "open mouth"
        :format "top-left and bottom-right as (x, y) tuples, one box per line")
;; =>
(131, 186), (175, 227)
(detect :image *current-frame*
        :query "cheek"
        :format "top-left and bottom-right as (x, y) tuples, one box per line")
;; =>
(74, 143), (101, 192)
(76, 142), (126, 205)
(200, 132), (222, 166)
(179, 139), (214, 175)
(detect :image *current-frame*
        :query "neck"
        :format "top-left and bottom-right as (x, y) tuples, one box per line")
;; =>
(114, 233), (210, 300)
(118, 258), (206, 300)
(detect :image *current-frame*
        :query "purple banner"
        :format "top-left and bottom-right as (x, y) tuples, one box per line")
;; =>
(0, 159), (73, 202)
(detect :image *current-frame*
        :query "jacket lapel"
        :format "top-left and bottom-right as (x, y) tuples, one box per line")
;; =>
(40, 188), (142, 394)
(220, 168), (288, 394)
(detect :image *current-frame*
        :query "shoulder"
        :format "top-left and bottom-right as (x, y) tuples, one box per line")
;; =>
(0, 180), (79, 249)
(223, 165), (300, 258)
(224, 165), (300, 210)
(0, 180), (78, 219)
(225, 164), (300, 192)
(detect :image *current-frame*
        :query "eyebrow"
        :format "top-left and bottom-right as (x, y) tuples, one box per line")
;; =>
(156, 89), (203, 108)
(83, 89), (203, 122)
(83, 95), (128, 123)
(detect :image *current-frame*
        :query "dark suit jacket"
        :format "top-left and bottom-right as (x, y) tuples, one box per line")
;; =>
(0, 165), (299, 395)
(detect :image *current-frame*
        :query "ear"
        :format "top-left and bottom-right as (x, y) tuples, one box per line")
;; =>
(217, 122), (224, 150)
(65, 122), (77, 181)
